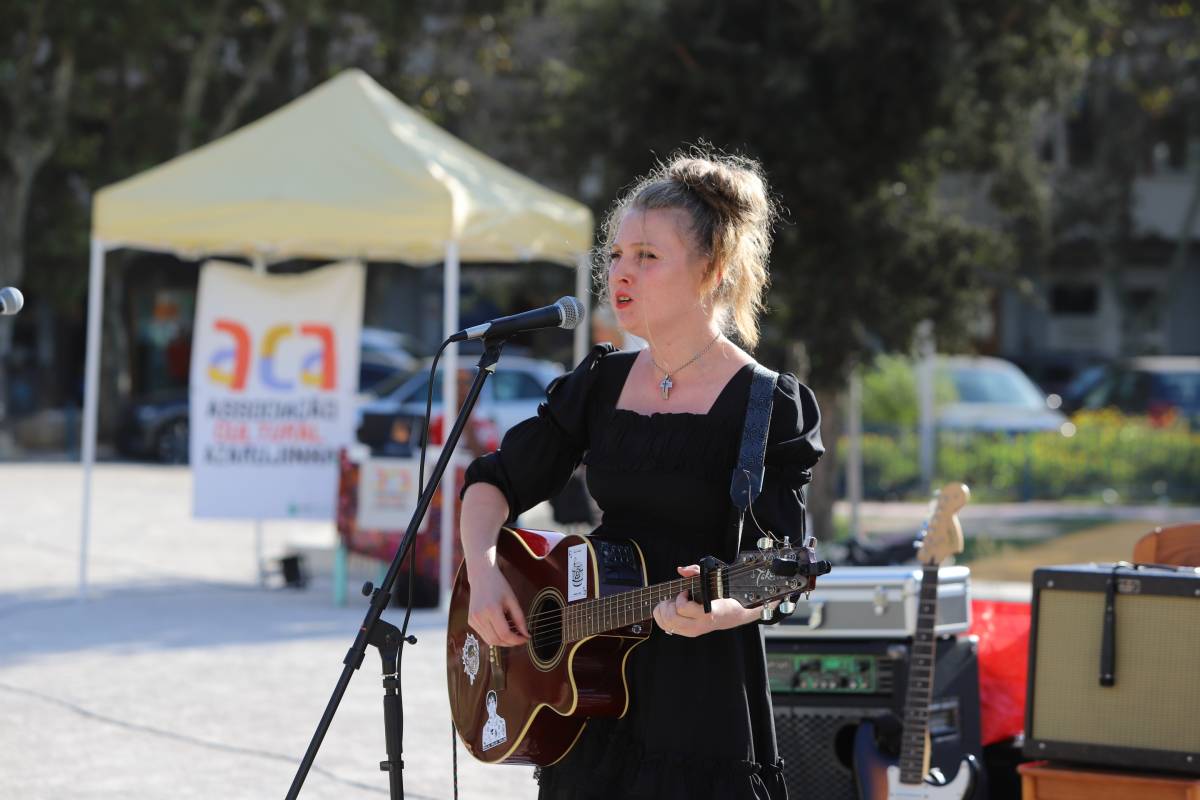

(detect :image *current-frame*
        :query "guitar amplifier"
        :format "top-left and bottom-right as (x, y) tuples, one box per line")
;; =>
(764, 565), (972, 639)
(769, 635), (985, 800)
(1024, 563), (1200, 775)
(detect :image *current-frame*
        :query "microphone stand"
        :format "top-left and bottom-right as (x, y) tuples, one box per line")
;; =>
(287, 336), (508, 800)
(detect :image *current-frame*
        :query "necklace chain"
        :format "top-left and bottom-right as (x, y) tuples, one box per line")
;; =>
(650, 332), (722, 400)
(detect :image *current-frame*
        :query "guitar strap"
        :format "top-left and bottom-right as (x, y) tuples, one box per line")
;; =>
(728, 363), (780, 560)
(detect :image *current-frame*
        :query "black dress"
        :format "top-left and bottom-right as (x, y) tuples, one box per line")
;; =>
(462, 344), (824, 800)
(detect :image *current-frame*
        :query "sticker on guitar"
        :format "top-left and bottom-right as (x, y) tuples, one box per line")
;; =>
(567, 544), (587, 601)
(462, 633), (480, 686)
(481, 691), (508, 751)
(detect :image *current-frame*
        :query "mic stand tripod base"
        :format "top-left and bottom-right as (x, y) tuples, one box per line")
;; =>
(287, 336), (508, 800)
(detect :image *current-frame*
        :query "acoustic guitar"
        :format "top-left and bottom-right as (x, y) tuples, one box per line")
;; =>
(447, 527), (831, 766)
(853, 483), (980, 799)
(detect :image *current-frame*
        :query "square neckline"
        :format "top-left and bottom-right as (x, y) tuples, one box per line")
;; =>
(609, 352), (755, 419)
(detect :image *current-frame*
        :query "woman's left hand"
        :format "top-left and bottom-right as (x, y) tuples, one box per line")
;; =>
(651, 565), (760, 637)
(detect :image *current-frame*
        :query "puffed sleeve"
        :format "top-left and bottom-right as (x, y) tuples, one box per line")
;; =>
(461, 344), (615, 524)
(754, 372), (824, 624)
(755, 372), (824, 539)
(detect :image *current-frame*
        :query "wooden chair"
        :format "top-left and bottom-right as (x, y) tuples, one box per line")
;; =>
(1132, 523), (1200, 567)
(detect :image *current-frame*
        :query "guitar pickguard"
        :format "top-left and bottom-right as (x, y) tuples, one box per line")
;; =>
(854, 720), (978, 799)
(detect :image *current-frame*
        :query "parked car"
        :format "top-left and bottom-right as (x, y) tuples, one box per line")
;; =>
(356, 355), (565, 449)
(1065, 356), (1200, 426)
(358, 327), (421, 394)
(117, 330), (422, 464)
(1012, 352), (1109, 400)
(116, 390), (192, 464)
(936, 355), (1068, 433)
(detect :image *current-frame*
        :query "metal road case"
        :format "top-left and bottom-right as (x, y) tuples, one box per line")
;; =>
(764, 565), (972, 639)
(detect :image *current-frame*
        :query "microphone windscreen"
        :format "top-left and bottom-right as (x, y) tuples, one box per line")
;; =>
(556, 296), (585, 331)
(0, 287), (23, 316)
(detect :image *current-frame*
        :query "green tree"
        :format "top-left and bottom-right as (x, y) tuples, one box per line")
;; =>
(3, 1), (433, 418)
(515, 0), (1103, 534)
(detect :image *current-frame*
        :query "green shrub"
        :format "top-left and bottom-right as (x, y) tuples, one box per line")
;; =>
(860, 354), (956, 429)
(846, 410), (1200, 503)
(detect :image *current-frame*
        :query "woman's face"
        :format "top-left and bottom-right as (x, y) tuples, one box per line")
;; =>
(608, 208), (711, 340)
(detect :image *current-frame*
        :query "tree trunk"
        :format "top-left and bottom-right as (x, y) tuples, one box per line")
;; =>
(0, 29), (75, 423)
(0, 152), (45, 420)
(210, 15), (294, 141)
(177, 0), (232, 155)
(806, 380), (843, 546)
(98, 256), (131, 445)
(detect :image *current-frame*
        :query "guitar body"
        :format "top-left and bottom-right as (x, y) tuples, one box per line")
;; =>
(853, 720), (978, 800)
(446, 527), (650, 766)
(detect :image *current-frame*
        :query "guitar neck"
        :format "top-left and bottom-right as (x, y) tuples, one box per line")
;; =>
(561, 574), (714, 643)
(898, 564), (940, 785)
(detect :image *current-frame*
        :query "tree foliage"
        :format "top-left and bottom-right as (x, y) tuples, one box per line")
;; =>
(1050, 0), (1200, 348)
(522, 0), (1101, 389)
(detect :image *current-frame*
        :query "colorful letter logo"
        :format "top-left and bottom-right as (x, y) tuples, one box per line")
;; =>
(208, 319), (250, 390)
(208, 319), (338, 392)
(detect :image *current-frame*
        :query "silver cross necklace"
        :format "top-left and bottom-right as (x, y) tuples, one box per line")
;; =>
(650, 332), (723, 400)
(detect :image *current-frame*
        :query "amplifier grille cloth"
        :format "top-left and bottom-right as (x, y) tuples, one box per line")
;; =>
(774, 706), (876, 800)
(1033, 589), (1200, 751)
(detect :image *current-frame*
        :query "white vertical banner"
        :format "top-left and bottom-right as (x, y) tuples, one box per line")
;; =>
(190, 260), (365, 519)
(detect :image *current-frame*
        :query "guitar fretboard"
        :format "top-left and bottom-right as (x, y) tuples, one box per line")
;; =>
(899, 564), (940, 785)
(560, 574), (719, 643)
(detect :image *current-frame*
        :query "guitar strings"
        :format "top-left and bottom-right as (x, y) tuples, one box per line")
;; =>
(504, 559), (809, 640)
(526, 559), (806, 635)
(515, 556), (812, 628)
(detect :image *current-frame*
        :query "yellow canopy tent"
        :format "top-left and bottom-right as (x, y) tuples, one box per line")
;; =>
(80, 69), (594, 598)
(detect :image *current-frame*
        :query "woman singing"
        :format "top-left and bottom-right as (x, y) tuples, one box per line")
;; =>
(458, 148), (824, 800)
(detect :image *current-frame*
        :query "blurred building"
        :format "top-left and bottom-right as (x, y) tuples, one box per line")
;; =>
(945, 83), (1200, 396)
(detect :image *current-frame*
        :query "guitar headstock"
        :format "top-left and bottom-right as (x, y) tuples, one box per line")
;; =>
(915, 482), (970, 567)
(723, 538), (833, 609)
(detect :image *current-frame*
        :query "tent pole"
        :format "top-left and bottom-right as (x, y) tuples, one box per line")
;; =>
(252, 255), (267, 586)
(79, 238), (107, 600)
(574, 253), (590, 364)
(439, 241), (460, 613)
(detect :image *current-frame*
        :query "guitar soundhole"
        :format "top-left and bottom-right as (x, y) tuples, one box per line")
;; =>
(529, 591), (564, 669)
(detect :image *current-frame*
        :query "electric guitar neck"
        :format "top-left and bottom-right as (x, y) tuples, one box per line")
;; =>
(853, 483), (979, 800)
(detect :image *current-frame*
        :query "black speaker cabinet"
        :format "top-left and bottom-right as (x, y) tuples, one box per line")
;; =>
(768, 635), (985, 800)
(1024, 563), (1200, 775)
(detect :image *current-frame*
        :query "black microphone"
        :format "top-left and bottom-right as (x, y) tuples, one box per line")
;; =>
(448, 296), (585, 343)
(0, 287), (23, 316)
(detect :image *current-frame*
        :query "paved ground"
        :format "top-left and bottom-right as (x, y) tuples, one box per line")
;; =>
(0, 463), (538, 799)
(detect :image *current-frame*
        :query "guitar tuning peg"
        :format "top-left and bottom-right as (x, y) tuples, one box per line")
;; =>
(779, 598), (796, 615)
(805, 536), (817, 550)
(782, 536), (791, 548)
(761, 606), (775, 622)
(757, 536), (774, 550)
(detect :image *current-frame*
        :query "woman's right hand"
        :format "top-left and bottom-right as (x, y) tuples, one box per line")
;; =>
(466, 564), (530, 648)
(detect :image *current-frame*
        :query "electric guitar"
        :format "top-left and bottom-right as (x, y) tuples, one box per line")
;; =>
(446, 527), (831, 766)
(853, 483), (980, 800)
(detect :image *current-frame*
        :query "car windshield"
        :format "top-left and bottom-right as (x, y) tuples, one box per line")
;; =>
(368, 369), (416, 398)
(947, 365), (1046, 409)
(1151, 371), (1200, 412)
